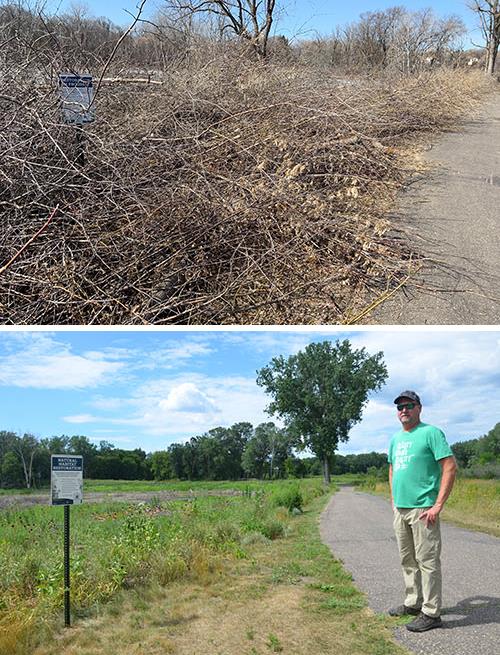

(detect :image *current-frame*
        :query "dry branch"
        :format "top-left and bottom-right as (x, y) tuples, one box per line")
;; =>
(0, 51), (493, 324)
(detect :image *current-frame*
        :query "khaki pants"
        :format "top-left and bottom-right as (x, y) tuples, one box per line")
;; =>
(393, 508), (442, 617)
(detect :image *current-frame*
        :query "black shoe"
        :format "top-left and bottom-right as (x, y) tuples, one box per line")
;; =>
(406, 612), (442, 632)
(388, 604), (421, 617)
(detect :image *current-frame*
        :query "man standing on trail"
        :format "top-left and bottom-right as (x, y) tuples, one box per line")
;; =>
(387, 390), (457, 632)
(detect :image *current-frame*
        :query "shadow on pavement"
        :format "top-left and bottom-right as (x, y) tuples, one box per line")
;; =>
(442, 595), (500, 628)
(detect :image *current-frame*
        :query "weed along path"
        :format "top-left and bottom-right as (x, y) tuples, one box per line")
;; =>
(371, 90), (500, 324)
(320, 486), (500, 655)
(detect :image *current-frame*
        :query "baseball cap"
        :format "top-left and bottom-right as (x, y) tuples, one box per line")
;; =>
(393, 390), (421, 405)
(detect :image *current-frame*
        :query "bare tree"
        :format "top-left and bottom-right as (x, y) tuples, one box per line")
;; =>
(308, 7), (464, 73)
(164, 0), (277, 58)
(388, 8), (465, 73)
(469, 0), (500, 73)
(12, 433), (39, 489)
(354, 7), (405, 69)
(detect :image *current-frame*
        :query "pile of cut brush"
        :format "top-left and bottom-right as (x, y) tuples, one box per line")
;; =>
(0, 55), (490, 324)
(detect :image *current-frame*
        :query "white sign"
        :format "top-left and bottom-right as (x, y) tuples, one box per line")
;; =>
(58, 74), (95, 124)
(51, 455), (83, 505)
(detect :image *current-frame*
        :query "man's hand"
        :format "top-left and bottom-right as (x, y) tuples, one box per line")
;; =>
(419, 506), (441, 527)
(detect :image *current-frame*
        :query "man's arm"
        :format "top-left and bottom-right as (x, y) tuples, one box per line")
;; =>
(419, 456), (458, 527)
(388, 464), (394, 509)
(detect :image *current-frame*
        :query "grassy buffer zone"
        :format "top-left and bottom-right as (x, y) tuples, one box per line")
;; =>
(0, 478), (409, 655)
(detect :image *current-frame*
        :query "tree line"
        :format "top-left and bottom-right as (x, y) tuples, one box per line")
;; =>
(0, 425), (388, 489)
(450, 422), (500, 477)
(0, 1), (497, 73)
(2, 420), (498, 489)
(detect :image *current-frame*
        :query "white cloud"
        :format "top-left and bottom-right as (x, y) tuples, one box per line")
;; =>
(0, 333), (126, 389)
(159, 383), (215, 412)
(83, 348), (136, 362)
(342, 330), (500, 450)
(140, 341), (214, 369)
(81, 374), (271, 441)
(63, 414), (98, 424)
(91, 396), (128, 411)
(5, 329), (498, 454)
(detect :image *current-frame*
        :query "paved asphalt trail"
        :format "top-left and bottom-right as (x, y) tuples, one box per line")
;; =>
(371, 91), (500, 324)
(320, 487), (500, 655)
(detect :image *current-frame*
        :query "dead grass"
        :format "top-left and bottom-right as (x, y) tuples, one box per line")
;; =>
(0, 53), (494, 324)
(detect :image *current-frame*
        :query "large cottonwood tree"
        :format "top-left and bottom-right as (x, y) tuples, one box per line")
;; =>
(256, 340), (388, 485)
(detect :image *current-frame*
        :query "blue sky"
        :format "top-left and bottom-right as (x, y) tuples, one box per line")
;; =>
(45, 0), (483, 45)
(1, 328), (498, 455)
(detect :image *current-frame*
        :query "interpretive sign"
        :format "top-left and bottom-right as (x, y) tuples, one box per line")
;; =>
(51, 455), (83, 505)
(58, 74), (95, 124)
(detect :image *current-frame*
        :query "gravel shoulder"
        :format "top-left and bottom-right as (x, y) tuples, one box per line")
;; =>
(371, 91), (500, 325)
(320, 486), (500, 655)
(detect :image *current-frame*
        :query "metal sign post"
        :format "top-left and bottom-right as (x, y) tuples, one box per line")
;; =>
(58, 74), (95, 166)
(64, 504), (71, 627)
(51, 455), (83, 628)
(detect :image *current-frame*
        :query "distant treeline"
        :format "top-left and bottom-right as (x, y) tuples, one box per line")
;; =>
(0, 423), (387, 489)
(450, 422), (500, 478)
(0, 1), (482, 73)
(2, 421), (498, 489)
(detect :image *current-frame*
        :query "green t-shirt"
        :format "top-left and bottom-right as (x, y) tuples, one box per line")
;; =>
(388, 422), (453, 508)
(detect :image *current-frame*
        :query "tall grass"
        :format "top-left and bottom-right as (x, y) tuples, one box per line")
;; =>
(0, 479), (326, 654)
(359, 477), (500, 536)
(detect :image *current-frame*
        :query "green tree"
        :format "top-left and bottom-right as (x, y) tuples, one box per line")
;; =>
(220, 422), (253, 479)
(0, 430), (19, 483)
(241, 422), (293, 479)
(168, 443), (187, 479)
(256, 340), (388, 484)
(476, 422), (500, 463)
(196, 433), (224, 480)
(0, 451), (24, 488)
(13, 433), (39, 488)
(242, 422), (273, 478)
(284, 456), (307, 478)
(68, 435), (98, 477)
(452, 438), (479, 468)
(149, 450), (172, 480)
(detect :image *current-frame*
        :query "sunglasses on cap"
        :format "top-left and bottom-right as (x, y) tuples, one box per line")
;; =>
(397, 402), (418, 411)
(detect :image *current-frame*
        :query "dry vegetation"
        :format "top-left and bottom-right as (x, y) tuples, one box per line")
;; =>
(0, 53), (493, 324)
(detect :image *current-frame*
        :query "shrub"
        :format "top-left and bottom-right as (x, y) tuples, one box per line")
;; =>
(272, 486), (303, 512)
(261, 519), (286, 540)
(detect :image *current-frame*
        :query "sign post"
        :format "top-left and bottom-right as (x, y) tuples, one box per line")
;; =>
(51, 455), (83, 627)
(58, 74), (95, 166)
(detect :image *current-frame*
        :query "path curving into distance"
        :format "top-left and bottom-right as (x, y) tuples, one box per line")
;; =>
(370, 91), (500, 324)
(320, 486), (500, 655)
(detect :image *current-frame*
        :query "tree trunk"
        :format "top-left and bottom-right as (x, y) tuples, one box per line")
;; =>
(485, 37), (495, 74)
(322, 456), (330, 485)
(486, 39), (498, 74)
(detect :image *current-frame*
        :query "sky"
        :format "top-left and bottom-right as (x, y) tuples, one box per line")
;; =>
(45, 0), (483, 46)
(1, 328), (499, 456)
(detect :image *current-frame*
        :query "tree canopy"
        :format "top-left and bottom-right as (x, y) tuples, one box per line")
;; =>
(256, 339), (388, 483)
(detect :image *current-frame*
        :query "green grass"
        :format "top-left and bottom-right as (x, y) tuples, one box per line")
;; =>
(0, 487), (43, 495)
(0, 478), (327, 654)
(0, 477), (328, 495)
(25, 480), (407, 655)
(10, 473), (497, 654)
